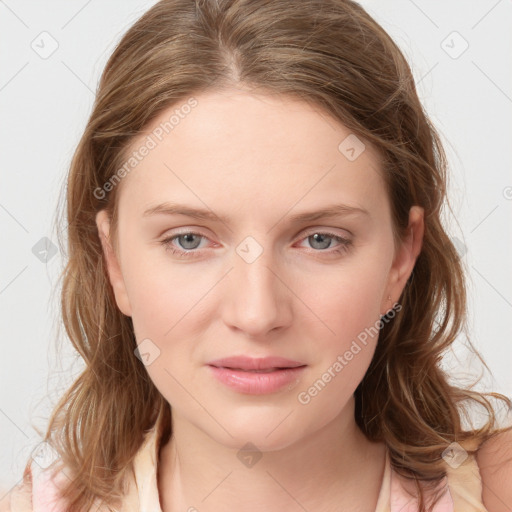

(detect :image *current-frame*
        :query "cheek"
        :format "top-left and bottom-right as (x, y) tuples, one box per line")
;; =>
(293, 267), (387, 418)
(122, 254), (207, 407)
(305, 261), (389, 350)
(121, 246), (209, 339)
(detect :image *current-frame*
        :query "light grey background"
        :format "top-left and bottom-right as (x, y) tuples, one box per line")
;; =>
(1, 0), (511, 490)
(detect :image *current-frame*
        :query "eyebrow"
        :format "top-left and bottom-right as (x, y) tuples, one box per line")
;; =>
(142, 202), (370, 224)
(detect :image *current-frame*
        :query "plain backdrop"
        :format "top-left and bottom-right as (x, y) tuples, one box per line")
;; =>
(1, 0), (511, 489)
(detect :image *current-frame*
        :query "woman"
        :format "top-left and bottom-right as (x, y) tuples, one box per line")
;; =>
(2, 0), (511, 511)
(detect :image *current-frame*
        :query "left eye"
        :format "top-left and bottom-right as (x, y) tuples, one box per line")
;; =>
(299, 232), (348, 251)
(165, 232), (205, 251)
(160, 231), (352, 258)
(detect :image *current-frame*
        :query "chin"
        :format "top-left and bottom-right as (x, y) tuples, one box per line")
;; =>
(202, 407), (310, 452)
(215, 428), (301, 453)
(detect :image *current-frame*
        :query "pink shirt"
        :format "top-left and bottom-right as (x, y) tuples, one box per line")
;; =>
(2, 413), (488, 512)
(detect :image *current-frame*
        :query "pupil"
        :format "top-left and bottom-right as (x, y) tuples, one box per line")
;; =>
(311, 233), (330, 250)
(181, 234), (200, 249)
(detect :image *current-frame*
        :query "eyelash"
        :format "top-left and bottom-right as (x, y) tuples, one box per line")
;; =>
(160, 230), (353, 259)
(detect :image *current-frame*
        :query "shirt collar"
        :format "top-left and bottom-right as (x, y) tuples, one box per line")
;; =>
(125, 407), (166, 512)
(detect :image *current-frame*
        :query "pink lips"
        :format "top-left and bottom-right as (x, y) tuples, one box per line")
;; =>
(207, 356), (307, 394)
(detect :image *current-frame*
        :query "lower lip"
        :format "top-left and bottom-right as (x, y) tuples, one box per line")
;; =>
(207, 365), (307, 394)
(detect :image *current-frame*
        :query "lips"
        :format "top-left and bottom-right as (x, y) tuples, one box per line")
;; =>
(206, 356), (307, 394)
(207, 355), (306, 371)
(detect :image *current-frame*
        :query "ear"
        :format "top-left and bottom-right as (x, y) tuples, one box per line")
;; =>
(381, 205), (424, 315)
(95, 209), (132, 317)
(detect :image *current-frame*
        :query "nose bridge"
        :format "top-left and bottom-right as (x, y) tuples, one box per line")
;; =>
(223, 234), (289, 336)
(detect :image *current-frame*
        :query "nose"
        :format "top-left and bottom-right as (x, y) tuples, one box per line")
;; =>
(221, 238), (292, 338)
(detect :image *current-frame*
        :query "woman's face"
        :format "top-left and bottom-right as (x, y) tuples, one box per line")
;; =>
(96, 87), (423, 450)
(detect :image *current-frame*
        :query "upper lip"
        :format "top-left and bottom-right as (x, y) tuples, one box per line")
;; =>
(207, 356), (306, 371)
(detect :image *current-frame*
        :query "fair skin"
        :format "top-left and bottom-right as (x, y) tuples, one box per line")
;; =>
(477, 430), (512, 512)
(96, 86), (425, 511)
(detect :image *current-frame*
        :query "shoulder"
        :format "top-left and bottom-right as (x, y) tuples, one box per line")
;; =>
(0, 456), (68, 512)
(476, 429), (512, 512)
(0, 487), (14, 512)
(0, 480), (33, 512)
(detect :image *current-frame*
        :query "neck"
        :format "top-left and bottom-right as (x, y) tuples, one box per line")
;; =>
(157, 396), (387, 512)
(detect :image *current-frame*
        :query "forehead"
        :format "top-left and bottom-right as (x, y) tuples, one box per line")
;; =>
(117, 88), (388, 223)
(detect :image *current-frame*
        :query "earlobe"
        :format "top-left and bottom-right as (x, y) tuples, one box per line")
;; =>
(95, 209), (132, 317)
(382, 206), (425, 314)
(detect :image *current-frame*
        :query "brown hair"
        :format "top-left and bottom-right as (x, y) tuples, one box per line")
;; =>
(20, 0), (512, 510)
